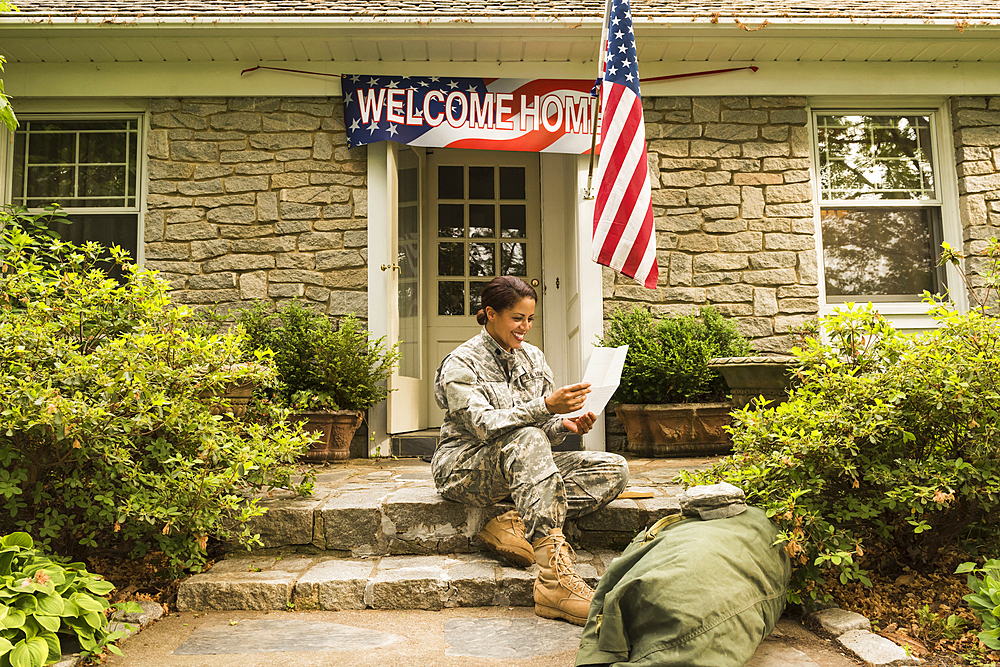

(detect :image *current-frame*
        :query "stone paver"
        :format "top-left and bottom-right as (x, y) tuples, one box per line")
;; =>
(837, 629), (921, 666)
(809, 607), (872, 636)
(173, 618), (401, 654)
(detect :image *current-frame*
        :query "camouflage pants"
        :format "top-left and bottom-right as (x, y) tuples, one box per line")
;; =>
(433, 426), (630, 542)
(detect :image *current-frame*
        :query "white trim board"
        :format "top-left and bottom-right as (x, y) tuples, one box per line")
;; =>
(6, 61), (1000, 98)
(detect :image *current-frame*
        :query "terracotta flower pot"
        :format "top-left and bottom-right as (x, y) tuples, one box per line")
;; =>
(614, 402), (733, 458)
(294, 410), (364, 462)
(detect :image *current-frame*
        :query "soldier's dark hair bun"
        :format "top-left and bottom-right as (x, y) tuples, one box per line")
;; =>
(476, 276), (537, 326)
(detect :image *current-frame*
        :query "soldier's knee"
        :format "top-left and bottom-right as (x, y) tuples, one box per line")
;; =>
(608, 453), (630, 494)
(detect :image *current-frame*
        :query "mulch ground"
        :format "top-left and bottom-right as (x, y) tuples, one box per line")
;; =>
(828, 552), (999, 667)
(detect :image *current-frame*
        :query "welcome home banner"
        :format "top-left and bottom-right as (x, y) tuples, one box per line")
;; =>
(342, 75), (599, 154)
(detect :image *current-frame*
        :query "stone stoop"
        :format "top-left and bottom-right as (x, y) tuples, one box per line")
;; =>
(178, 550), (614, 612)
(180, 457), (719, 612)
(244, 457), (704, 557)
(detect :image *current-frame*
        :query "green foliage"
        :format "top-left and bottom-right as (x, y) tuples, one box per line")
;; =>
(0, 54), (16, 134)
(680, 300), (1000, 605)
(238, 301), (399, 412)
(0, 222), (315, 576)
(0, 206), (69, 246)
(956, 560), (1000, 650)
(598, 305), (752, 404)
(915, 603), (967, 643)
(0, 532), (141, 666)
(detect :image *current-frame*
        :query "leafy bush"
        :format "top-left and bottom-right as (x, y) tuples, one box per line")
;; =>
(598, 305), (752, 403)
(0, 224), (315, 576)
(681, 300), (1000, 605)
(956, 560), (1000, 650)
(0, 532), (141, 666)
(239, 301), (398, 411)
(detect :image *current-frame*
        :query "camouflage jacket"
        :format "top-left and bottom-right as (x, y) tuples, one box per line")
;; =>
(433, 329), (568, 470)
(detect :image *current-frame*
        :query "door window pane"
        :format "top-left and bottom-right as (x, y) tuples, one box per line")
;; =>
(438, 165), (464, 199)
(469, 204), (495, 238)
(438, 204), (464, 238)
(469, 166), (495, 200)
(500, 166), (526, 199)
(469, 242), (495, 277)
(438, 282), (465, 316)
(821, 208), (942, 301)
(501, 243), (527, 276)
(470, 280), (490, 315)
(500, 205), (526, 238)
(438, 242), (464, 276)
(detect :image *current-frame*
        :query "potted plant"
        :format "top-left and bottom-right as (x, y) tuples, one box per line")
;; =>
(598, 305), (752, 457)
(239, 301), (399, 461)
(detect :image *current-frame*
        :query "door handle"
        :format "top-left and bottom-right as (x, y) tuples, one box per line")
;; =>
(381, 264), (401, 272)
(530, 279), (539, 287)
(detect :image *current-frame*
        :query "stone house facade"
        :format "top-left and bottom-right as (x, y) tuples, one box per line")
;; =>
(3, 0), (999, 452)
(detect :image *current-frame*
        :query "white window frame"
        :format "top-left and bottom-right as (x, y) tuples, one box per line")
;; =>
(808, 97), (967, 330)
(1, 109), (148, 264)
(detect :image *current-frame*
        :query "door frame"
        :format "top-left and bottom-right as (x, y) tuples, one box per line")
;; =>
(368, 144), (606, 455)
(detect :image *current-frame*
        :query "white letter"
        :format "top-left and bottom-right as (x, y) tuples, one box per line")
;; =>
(446, 91), (468, 128)
(386, 89), (406, 124)
(496, 94), (514, 130)
(519, 95), (540, 132)
(540, 94), (563, 132)
(424, 90), (446, 127)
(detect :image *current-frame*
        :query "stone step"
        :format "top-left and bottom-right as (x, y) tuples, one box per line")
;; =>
(179, 550), (616, 612)
(245, 456), (713, 556)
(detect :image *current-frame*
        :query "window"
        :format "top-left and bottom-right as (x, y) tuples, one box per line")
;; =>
(815, 113), (947, 303)
(7, 116), (142, 261)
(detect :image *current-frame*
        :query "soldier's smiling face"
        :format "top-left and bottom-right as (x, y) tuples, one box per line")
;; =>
(485, 297), (536, 352)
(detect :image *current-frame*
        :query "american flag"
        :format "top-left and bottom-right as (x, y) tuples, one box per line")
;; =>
(592, 0), (659, 289)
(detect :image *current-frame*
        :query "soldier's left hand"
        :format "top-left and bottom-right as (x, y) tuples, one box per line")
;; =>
(563, 412), (596, 435)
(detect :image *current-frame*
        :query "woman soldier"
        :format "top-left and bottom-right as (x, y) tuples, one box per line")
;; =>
(431, 275), (629, 626)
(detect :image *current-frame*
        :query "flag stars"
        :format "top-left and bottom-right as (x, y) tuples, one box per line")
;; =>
(386, 124), (399, 137)
(349, 118), (360, 131)
(367, 121), (380, 134)
(367, 76), (380, 86)
(466, 84), (478, 93)
(447, 80), (459, 89)
(349, 74), (361, 83)
(386, 80), (400, 88)
(344, 92), (354, 105)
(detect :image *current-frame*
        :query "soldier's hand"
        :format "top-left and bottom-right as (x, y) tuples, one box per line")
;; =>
(545, 383), (591, 414)
(563, 412), (596, 435)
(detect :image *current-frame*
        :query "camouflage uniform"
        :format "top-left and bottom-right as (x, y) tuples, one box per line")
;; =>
(432, 329), (629, 541)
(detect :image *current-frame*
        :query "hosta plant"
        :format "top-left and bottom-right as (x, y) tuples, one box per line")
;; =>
(956, 560), (1000, 650)
(0, 532), (141, 667)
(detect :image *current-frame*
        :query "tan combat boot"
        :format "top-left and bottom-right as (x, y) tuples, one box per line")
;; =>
(478, 510), (535, 567)
(532, 528), (594, 626)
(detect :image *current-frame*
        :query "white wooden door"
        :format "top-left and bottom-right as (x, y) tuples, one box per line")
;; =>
(386, 144), (427, 434)
(424, 150), (542, 426)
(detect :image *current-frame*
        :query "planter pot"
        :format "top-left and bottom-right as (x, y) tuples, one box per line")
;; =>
(708, 356), (797, 410)
(294, 410), (364, 462)
(201, 382), (255, 419)
(614, 402), (733, 458)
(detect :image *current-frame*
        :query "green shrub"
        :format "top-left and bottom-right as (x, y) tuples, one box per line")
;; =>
(681, 301), (1000, 604)
(598, 305), (752, 403)
(956, 559), (1000, 650)
(238, 301), (398, 411)
(0, 224), (315, 576)
(0, 532), (141, 666)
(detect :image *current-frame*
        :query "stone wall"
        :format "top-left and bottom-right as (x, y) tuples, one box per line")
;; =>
(602, 95), (820, 353)
(143, 97), (368, 318)
(953, 96), (1000, 312)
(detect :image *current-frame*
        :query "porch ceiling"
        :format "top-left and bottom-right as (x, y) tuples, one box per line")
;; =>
(2, 23), (1000, 66)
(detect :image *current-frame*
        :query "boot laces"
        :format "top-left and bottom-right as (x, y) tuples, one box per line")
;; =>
(547, 533), (593, 598)
(510, 516), (528, 542)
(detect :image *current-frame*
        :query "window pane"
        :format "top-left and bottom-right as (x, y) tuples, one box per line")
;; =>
(500, 166), (526, 199)
(438, 165), (464, 199)
(470, 280), (490, 315)
(469, 242), (495, 277)
(52, 212), (139, 277)
(79, 165), (127, 199)
(821, 207), (944, 300)
(438, 281), (465, 316)
(11, 132), (25, 201)
(79, 131), (127, 164)
(501, 243), (527, 276)
(816, 115), (935, 201)
(29, 132), (76, 164)
(469, 166), (494, 199)
(500, 205), (526, 238)
(469, 204), (495, 238)
(27, 166), (74, 199)
(438, 203), (464, 238)
(438, 242), (464, 276)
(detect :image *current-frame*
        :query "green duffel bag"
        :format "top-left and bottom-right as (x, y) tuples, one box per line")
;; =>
(576, 506), (790, 667)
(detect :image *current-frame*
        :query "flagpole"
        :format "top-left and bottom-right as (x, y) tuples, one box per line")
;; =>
(585, 0), (614, 200)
